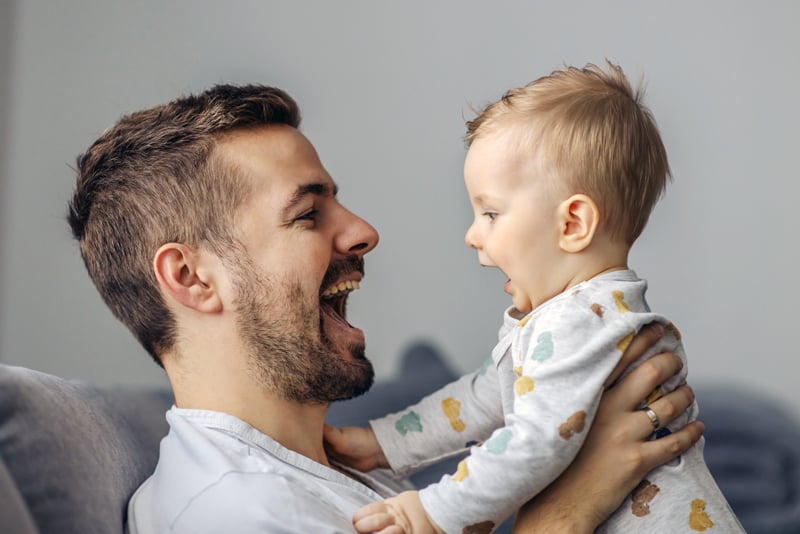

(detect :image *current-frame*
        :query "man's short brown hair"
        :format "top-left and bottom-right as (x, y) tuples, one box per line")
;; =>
(466, 61), (670, 245)
(67, 84), (300, 365)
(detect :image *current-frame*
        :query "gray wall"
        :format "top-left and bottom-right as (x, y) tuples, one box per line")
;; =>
(1, 1), (798, 416)
(0, 0), (14, 347)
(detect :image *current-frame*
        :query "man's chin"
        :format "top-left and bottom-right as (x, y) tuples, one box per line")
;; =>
(333, 344), (374, 400)
(331, 378), (373, 402)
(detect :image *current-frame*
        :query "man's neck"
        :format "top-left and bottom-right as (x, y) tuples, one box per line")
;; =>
(240, 395), (332, 466)
(164, 354), (333, 466)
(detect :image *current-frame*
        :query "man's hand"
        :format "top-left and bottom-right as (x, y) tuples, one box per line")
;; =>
(323, 424), (389, 472)
(353, 491), (443, 534)
(513, 324), (704, 533)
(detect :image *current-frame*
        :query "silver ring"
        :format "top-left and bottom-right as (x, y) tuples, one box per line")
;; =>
(643, 407), (660, 431)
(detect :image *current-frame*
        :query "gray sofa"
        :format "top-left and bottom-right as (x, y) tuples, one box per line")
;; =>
(1, 342), (798, 533)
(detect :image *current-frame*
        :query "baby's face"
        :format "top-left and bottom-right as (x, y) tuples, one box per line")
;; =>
(463, 131), (566, 312)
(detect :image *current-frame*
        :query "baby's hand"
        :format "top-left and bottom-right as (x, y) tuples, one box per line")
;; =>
(353, 491), (443, 534)
(323, 423), (388, 472)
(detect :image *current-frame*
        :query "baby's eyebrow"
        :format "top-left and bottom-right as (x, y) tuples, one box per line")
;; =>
(471, 193), (495, 207)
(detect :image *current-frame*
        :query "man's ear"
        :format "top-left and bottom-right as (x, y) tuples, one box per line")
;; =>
(153, 243), (223, 313)
(557, 194), (600, 253)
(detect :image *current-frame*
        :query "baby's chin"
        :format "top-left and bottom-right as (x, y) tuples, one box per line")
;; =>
(508, 300), (533, 319)
(511, 295), (533, 314)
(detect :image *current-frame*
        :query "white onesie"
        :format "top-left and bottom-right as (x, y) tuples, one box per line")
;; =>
(371, 270), (744, 533)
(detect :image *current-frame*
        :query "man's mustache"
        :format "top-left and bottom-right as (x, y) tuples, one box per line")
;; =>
(320, 255), (364, 293)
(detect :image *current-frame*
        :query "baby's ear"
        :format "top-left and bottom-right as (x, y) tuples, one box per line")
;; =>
(153, 243), (223, 313)
(557, 194), (600, 253)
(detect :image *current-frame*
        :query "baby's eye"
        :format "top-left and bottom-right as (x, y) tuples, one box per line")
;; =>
(483, 212), (497, 221)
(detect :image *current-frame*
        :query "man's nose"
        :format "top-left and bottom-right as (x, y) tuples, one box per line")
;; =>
(336, 208), (379, 256)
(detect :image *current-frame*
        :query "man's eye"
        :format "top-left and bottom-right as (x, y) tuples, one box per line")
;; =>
(296, 209), (318, 222)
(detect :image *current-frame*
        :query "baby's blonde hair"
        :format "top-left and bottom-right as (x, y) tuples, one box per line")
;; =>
(466, 61), (670, 245)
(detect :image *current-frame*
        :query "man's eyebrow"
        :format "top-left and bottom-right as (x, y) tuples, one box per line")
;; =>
(281, 181), (338, 219)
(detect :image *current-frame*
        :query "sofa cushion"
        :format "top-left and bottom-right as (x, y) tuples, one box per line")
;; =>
(696, 385), (800, 533)
(0, 454), (37, 534)
(0, 364), (172, 534)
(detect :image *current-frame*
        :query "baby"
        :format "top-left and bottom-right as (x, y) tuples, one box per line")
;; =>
(326, 61), (743, 533)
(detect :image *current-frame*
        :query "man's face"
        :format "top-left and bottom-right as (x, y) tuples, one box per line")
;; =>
(216, 125), (379, 403)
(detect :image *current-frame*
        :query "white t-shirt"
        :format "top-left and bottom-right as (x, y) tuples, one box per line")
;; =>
(127, 407), (411, 533)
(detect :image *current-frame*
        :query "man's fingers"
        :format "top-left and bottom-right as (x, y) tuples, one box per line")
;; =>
(640, 385), (694, 438)
(603, 351), (683, 414)
(638, 420), (704, 476)
(604, 323), (664, 388)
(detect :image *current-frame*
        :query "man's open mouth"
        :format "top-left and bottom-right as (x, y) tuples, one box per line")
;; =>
(319, 272), (367, 360)
(320, 280), (360, 327)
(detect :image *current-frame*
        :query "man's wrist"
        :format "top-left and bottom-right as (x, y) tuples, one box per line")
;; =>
(512, 484), (597, 534)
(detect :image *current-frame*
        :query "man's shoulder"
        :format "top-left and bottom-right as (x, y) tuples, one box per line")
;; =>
(174, 469), (331, 520)
(128, 410), (385, 533)
(130, 469), (357, 533)
(127, 438), (367, 533)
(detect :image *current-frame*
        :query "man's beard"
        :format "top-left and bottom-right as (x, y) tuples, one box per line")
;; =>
(231, 258), (374, 405)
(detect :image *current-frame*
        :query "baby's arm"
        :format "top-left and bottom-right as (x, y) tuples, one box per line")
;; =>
(368, 359), (504, 477)
(324, 363), (502, 477)
(416, 301), (648, 532)
(361, 316), (516, 477)
(352, 491), (444, 534)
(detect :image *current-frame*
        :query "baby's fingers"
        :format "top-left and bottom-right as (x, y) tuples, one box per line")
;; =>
(354, 517), (404, 534)
(353, 503), (395, 533)
(354, 501), (388, 522)
(323, 423), (343, 445)
(323, 423), (346, 461)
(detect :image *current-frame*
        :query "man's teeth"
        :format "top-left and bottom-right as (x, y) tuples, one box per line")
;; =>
(321, 280), (360, 298)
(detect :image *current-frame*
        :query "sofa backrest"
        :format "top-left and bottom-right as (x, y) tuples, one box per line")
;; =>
(0, 364), (172, 534)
